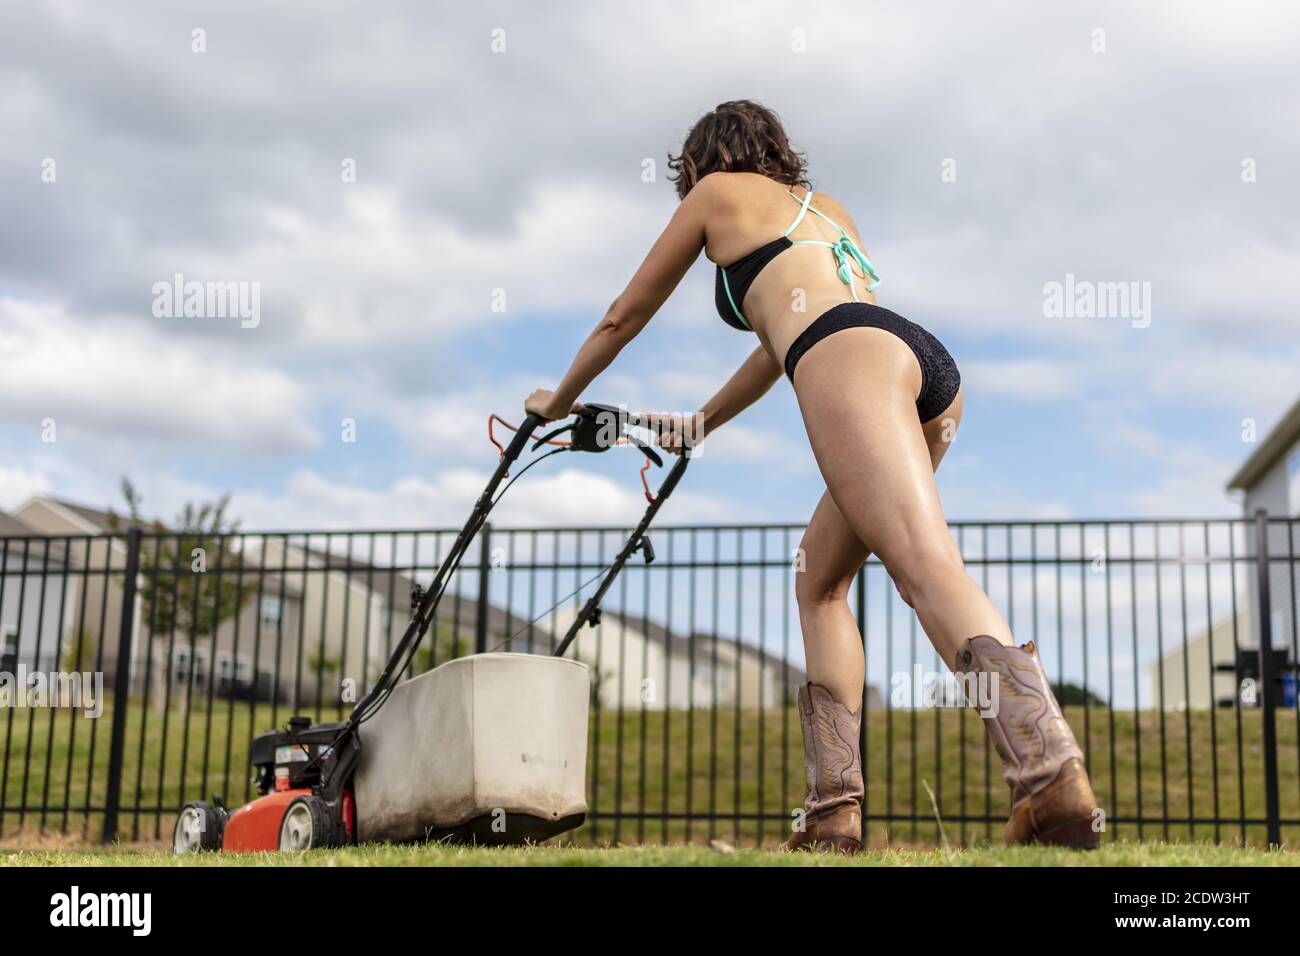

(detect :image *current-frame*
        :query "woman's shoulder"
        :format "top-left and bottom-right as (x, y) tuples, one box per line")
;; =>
(704, 173), (849, 214)
(803, 189), (861, 240)
(805, 187), (849, 217)
(694, 170), (777, 200)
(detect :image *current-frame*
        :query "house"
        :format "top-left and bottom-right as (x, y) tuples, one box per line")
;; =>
(1226, 394), (1300, 694)
(1145, 610), (1249, 710)
(1173, 396), (1300, 713)
(2, 499), (560, 708)
(1229, 394), (1300, 517)
(314, 551), (552, 660)
(7, 498), (374, 707)
(9, 496), (291, 702)
(0, 510), (77, 675)
(3, 496), (863, 715)
(548, 604), (874, 711)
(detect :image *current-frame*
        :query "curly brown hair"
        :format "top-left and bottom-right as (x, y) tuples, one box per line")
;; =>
(667, 100), (810, 200)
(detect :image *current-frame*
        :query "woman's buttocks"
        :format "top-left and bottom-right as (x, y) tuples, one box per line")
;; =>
(783, 301), (962, 424)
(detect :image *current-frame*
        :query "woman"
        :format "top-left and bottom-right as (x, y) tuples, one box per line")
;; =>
(525, 101), (1099, 852)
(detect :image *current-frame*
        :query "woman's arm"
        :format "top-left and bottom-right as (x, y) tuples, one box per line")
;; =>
(699, 344), (782, 438)
(649, 344), (782, 454)
(525, 180), (715, 421)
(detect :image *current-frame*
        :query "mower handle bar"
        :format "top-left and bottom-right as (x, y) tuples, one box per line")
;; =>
(552, 450), (688, 657)
(346, 403), (687, 729)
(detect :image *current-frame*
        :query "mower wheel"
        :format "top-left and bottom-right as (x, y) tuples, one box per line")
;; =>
(278, 795), (336, 851)
(173, 800), (223, 853)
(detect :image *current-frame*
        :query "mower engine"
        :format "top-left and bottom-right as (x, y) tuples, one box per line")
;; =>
(250, 716), (332, 794)
(173, 716), (356, 853)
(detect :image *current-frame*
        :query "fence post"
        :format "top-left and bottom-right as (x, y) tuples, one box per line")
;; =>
(101, 527), (141, 845)
(474, 522), (492, 654)
(1253, 509), (1282, 848)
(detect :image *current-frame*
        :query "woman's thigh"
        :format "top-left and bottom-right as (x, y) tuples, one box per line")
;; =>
(799, 394), (964, 598)
(791, 327), (956, 568)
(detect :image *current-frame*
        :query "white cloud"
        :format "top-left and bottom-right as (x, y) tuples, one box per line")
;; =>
(228, 465), (733, 532)
(960, 358), (1082, 401)
(0, 465), (51, 512)
(0, 297), (319, 452)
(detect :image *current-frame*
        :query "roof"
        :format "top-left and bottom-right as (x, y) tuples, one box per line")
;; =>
(0, 511), (35, 536)
(0, 511), (71, 565)
(306, 546), (553, 649)
(52, 498), (155, 532)
(1227, 394), (1300, 491)
(17, 496), (157, 534)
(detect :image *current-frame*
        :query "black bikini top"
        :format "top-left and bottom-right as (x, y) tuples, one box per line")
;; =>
(713, 187), (881, 331)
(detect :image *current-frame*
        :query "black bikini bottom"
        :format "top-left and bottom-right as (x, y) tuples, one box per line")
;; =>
(783, 302), (961, 423)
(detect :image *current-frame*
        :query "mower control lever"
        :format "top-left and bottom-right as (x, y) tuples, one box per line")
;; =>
(621, 432), (664, 468)
(533, 403), (664, 468)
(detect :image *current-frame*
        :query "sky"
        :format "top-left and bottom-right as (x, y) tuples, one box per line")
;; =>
(2, 0), (1298, 534)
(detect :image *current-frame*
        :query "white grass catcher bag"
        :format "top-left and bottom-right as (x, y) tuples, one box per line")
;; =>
(353, 652), (590, 844)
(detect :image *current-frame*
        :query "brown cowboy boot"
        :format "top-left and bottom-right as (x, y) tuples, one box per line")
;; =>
(956, 635), (1101, 849)
(786, 683), (863, 853)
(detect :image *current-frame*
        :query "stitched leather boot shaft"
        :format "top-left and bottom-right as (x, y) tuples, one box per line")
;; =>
(957, 635), (1100, 848)
(786, 683), (862, 853)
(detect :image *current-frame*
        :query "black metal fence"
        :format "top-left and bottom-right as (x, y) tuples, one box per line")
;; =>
(1, 513), (1297, 848)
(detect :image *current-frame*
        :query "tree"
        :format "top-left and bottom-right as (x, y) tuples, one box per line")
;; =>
(111, 479), (250, 711)
(1052, 682), (1106, 707)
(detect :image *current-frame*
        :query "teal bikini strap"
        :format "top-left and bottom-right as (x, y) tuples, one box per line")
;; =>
(785, 190), (881, 295)
(782, 187), (814, 237)
(720, 268), (753, 330)
(725, 188), (879, 329)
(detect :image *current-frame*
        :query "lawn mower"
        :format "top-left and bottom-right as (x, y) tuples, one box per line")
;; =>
(172, 403), (688, 852)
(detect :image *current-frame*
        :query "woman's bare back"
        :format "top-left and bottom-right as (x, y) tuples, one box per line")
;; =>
(702, 172), (878, 363)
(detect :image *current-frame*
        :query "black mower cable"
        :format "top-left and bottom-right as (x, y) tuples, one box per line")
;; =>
(489, 562), (614, 654)
(351, 512), (484, 725)
(353, 444), (568, 726)
(490, 445), (567, 505)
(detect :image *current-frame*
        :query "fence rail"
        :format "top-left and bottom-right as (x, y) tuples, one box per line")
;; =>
(1, 513), (1297, 848)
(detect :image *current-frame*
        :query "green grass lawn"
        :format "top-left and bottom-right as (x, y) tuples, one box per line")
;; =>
(4, 841), (1298, 867)
(3, 695), (1298, 849)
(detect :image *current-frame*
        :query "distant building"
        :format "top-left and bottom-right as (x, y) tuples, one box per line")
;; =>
(1223, 394), (1300, 705)
(0, 510), (76, 675)
(2, 498), (545, 707)
(549, 605), (879, 711)
(3, 496), (868, 714)
(1228, 395), (1300, 518)
(1149, 398), (1300, 711)
(1146, 610), (1249, 710)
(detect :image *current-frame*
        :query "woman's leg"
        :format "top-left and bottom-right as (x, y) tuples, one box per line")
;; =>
(792, 326), (1098, 848)
(792, 328), (1011, 669)
(795, 397), (963, 708)
(787, 495), (870, 853)
(787, 344), (968, 852)
(795, 492), (868, 708)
